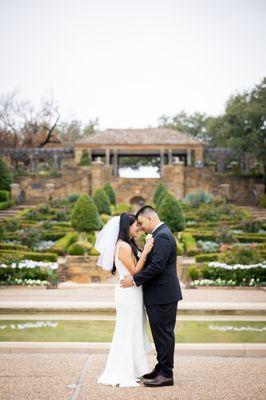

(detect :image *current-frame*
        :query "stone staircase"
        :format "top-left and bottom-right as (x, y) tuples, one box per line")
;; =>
(240, 206), (266, 223)
(0, 204), (36, 221)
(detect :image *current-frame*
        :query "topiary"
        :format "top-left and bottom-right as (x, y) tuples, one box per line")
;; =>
(0, 158), (12, 191)
(71, 194), (101, 232)
(103, 183), (116, 206)
(93, 189), (111, 215)
(153, 183), (167, 207)
(157, 192), (186, 233)
(67, 242), (85, 255)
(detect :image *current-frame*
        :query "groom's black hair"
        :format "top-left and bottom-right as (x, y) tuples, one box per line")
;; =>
(136, 205), (156, 219)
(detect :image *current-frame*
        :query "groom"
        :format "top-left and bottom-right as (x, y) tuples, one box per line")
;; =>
(120, 205), (183, 387)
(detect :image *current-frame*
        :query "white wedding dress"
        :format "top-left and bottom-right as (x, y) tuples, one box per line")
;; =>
(97, 241), (152, 387)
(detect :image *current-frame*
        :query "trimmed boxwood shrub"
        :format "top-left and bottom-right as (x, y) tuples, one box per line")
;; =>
(181, 232), (199, 256)
(43, 231), (69, 241)
(93, 189), (111, 215)
(195, 253), (219, 262)
(0, 200), (15, 210)
(52, 232), (78, 255)
(0, 250), (57, 262)
(103, 183), (116, 206)
(67, 242), (85, 255)
(158, 193), (186, 232)
(0, 243), (28, 251)
(71, 194), (101, 232)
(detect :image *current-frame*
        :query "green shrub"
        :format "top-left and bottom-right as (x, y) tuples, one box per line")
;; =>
(17, 228), (43, 250)
(259, 194), (266, 208)
(93, 189), (111, 215)
(79, 149), (91, 166)
(183, 190), (213, 207)
(188, 265), (200, 281)
(195, 253), (219, 262)
(101, 213), (111, 224)
(112, 203), (132, 215)
(0, 190), (9, 202)
(215, 223), (237, 244)
(67, 242), (85, 255)
(218, 245), (263, 265)
(67, 193), (80, 203)
(239, 219), (262, 233)
(103, 183), (116, 206)
(0, 243), (28, 251)
(181, 232), (199, 256)
(89, 248), (100, 255)
(43, 231), (68, 241)
(52, 232), (78, 255)
(153, 183), (167, 207)
(176, 241), (184, 255)
(71, 194), (101, 232)
(87, 232), (96, 246)
(0, 158), (12, 191)
(0, 249), (57, 262)
(158, 193), (185, 233)
(0, 200), (15, 210)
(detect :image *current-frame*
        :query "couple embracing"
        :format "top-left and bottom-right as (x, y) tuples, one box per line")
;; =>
(95, 205), (183, 388)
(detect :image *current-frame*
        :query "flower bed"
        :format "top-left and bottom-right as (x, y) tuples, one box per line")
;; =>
(0, 259), (58, 286)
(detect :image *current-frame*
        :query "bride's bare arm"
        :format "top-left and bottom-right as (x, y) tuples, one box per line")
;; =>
(118, 239), (154, 276)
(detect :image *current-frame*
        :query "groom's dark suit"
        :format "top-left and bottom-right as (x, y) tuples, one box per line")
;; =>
(133, 223), (183, 378)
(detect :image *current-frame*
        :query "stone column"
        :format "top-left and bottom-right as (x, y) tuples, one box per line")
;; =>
(168, 149), (173, 165)
(105, 148), (110, 166)
(113, 149), (118, 176)
(29, 155), (36, 172)
(10, 183), (20, 202)
(187, 149), (192, 166)
(160, 149), (165, 176)
(74, 148), (83, 164)
(195, 147), (203, 167)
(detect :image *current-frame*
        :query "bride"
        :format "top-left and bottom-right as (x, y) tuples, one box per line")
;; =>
(95, 212), (154, 387)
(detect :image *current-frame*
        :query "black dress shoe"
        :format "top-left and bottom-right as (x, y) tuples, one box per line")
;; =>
(141, 368), (158, 380)
(143, 374), (174, 387)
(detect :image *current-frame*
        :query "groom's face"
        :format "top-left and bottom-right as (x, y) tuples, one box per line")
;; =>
(137, 215), (152, 233)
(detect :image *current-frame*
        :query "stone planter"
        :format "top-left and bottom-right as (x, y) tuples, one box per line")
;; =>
(62, 255), (111, 283)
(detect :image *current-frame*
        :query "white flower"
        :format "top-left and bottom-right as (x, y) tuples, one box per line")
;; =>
(145, 234), (153, 243)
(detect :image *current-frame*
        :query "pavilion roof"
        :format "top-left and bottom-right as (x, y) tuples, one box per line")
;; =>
(75, 128), (202, 146)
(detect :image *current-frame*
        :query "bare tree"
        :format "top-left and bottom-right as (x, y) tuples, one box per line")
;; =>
(0, 91), (60, 148)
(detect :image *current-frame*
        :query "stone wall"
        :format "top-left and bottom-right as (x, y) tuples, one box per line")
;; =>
(12, 165), (91, 204)
(11, 161), (264, 206)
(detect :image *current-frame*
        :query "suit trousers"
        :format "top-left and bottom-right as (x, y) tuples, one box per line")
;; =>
(145, 301), (178, 378)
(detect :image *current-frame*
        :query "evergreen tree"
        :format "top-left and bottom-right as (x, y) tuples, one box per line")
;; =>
(157, 192), (186, 232)
(93, 188), (111, 215)
(103, 183), (116, 206)
(71, 194), (101, 232)
(153, 183), (167, 207)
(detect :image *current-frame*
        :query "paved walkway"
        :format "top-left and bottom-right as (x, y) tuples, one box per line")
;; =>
(0, 353), (265, 400)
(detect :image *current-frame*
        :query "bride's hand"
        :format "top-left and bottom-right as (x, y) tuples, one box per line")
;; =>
(143, 237), (154, 255)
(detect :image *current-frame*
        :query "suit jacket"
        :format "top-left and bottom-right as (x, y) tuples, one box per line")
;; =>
(133, 223), (183, 305)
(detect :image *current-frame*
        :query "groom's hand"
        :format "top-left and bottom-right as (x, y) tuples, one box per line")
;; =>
(120, 275), (134, 288)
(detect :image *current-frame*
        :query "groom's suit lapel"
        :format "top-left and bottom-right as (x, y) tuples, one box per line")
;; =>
(144, 223), (166, 266)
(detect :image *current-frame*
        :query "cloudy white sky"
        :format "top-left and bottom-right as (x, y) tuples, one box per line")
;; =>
(0, 0), (265, 129)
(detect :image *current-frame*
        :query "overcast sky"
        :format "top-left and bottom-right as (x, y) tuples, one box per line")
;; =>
(0, 0), (265, 130)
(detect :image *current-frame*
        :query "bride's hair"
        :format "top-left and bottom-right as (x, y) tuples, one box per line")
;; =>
(111, 212), (139, 275)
